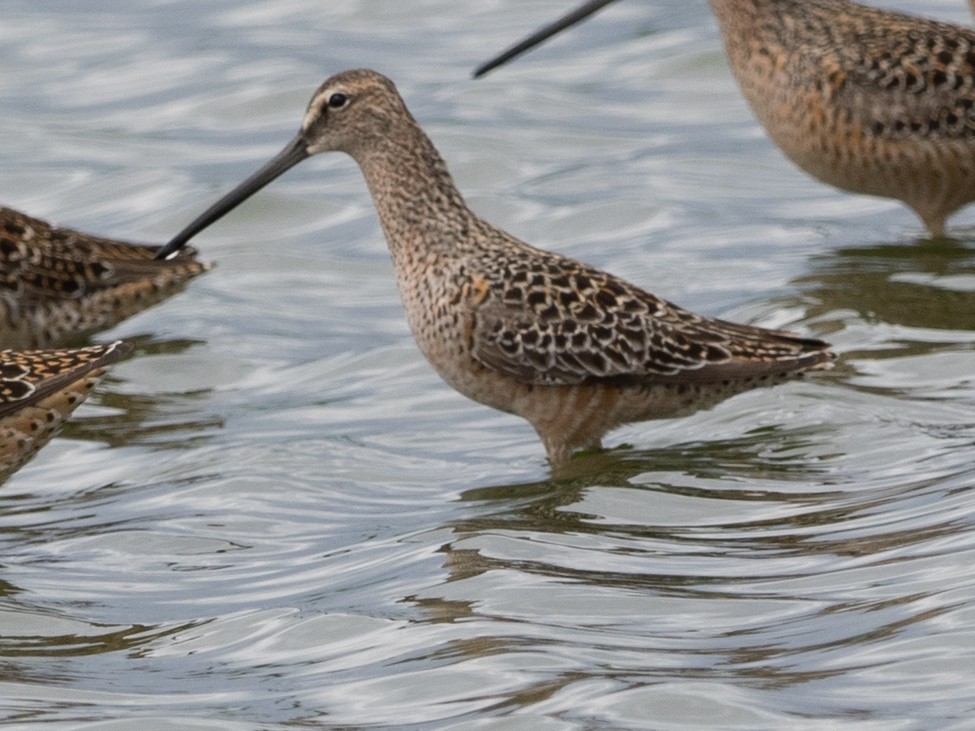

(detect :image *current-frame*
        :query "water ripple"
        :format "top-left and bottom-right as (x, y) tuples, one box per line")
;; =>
(2, 0), (975, 728)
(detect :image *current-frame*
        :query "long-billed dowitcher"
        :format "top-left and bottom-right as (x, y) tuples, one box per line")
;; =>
(155, 69), (832, 466)
(0, 340), (132, 482)
(475, 0), (975, 237)
(1, 206), (210, 348)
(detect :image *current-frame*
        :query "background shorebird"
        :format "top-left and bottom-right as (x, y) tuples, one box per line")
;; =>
(0, 204), (207, 478)
(475, 0), (975, 237)
(1, 206), (210, 349)
(0, 341), (132, 482)
(155, 69), (832, 467)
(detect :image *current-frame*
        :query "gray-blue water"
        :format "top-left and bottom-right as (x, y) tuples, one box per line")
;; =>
(1, 1), (974, 728)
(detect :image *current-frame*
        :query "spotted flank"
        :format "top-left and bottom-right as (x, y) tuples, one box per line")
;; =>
(0, 341), (132, 481)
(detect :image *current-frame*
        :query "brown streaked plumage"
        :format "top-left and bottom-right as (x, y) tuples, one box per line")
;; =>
(156, 69), (832, 467)
(474, 0), (975, 237)
(0, 340), (132, 482)
(0, 206), (210, 348)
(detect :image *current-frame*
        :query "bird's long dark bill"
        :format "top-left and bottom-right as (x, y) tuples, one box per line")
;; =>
(473, 0), (618, 78)
(155, 133), (310, 260)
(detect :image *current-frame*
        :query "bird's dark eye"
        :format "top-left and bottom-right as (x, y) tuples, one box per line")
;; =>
(328, 93), (349, 109)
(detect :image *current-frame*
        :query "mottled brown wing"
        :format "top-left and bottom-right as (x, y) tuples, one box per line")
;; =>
(0, 341), (133, 418)
(826, 6), (975, 141)
(470, 252), (829, 386)
(1, 206), (211, 347)
(1, 206), (207, 302)
(0, 341), (133, 482)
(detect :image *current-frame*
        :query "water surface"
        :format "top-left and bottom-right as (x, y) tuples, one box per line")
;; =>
(1, 0), (974, 728)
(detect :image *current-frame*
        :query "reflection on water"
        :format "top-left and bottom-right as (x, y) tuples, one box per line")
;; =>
(0, 0), (974, 728)
(58, 336), (224, 451)
(800, 237), (975, 335)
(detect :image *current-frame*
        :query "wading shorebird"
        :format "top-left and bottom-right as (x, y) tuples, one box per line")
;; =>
(1, 206), (210, 348)
(474, 0), (975, 237)
(155, 69), (832, 466)
(0, 340), (132, 482)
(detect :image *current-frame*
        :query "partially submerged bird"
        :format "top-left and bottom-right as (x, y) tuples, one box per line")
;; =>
(474, 0), (975, 237)
(0, 206), (210, 348)
(0, 340), (132, 482)
(156, 69), (832, 466)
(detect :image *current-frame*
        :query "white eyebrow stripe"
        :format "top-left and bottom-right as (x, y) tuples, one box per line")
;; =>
(303, 89), (333, 130)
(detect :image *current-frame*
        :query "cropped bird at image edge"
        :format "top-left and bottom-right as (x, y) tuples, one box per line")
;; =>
(475, 0), (975, 237)
(0, 341), (132, 482)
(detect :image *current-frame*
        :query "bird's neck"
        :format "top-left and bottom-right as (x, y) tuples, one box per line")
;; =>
(354, 123), (479, 265)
